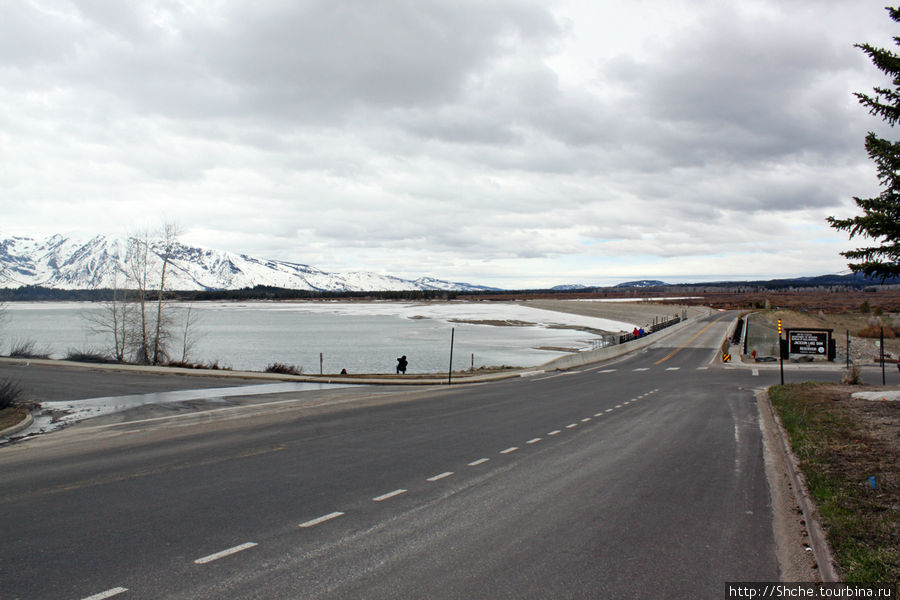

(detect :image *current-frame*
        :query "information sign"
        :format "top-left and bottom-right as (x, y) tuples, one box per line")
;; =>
(788, 330), (828, 355)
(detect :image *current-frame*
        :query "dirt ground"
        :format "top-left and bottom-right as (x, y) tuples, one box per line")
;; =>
(749, 309), (900, 363)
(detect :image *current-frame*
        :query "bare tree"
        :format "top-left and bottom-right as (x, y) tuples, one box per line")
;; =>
(152, 222), (180, 365)
(84, 269), (133, 362)
(84, 222), (188, 365)
(127, 228), (152, 363)
(178, 304), (203, 363)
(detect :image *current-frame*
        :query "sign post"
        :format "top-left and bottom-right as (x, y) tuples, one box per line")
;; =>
(778, 319), (784, 386)
(448, 327), (455, 386)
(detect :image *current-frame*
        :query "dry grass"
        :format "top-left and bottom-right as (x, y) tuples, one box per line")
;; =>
(0, 406), (28, 431)
(769, 383), (899, 583)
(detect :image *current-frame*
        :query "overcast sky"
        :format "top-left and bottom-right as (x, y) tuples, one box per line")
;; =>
(1, 1), (897, 288)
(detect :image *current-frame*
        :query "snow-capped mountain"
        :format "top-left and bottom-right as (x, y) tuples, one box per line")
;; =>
(0, 235), (498, 292)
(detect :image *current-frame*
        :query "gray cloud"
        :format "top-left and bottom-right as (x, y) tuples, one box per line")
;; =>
(0, 0), (893, 286)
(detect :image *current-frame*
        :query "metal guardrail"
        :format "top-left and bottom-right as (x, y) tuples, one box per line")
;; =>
(617, 316), (684, 345)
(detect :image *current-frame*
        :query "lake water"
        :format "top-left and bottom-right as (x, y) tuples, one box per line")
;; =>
(0, 301), (633, 374)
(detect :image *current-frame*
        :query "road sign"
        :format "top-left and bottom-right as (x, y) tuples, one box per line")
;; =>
(723, 353), (731, 363)
(788, 330), (829, 356)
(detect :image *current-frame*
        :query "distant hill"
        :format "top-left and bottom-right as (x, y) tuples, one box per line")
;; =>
(615, 280), (669, 288)
(672, 273), (900, 289)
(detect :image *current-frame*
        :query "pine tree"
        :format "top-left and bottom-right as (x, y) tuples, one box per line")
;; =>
(827, 7), (900, 281)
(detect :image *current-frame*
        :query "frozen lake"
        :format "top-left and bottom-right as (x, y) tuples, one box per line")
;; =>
(0, 301), (637, 374)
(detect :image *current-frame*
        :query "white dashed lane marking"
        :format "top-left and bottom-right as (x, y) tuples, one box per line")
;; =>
(526, 438), (542, 444)
(599, 369), (617, 373)
(427, 472), (454, 482)
(194, 542), (258, 565)
(468, 458), (489, 466)
(299, 512), (345, 528)
(548, 430), (561, 435)
(565, 423), (577, 429)
(633, 368), (649, 372)
(500, 447), (519, 454)
(372, 489), (407, 502)
(82, 589), (128, 600)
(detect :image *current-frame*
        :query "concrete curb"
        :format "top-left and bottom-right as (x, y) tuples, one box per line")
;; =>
(758, 388), (840, 582)
(0, 410), (34, 438)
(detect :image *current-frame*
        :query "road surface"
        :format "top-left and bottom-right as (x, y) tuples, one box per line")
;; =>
(0, 312), (881, 599)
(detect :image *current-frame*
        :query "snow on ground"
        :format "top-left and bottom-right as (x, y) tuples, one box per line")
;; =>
(851, 391), (900, 402)
(200, 301), (639, 333)
(23, 382), (349, 437)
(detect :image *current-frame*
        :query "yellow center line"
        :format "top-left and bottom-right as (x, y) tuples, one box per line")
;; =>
(654, 315), (729, 365)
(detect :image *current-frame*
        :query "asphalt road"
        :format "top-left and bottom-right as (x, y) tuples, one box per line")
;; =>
(0, 313), (892, 599)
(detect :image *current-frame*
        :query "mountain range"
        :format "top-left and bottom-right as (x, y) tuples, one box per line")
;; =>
(0, 235), (498, 292)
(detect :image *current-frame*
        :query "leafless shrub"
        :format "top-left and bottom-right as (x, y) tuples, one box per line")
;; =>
(9, 339), (51, 359)
(841, 363), (861, 385)
(265, 363), (303, 375)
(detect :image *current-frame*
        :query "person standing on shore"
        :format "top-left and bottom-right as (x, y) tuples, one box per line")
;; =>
(397, 355), (408, 374)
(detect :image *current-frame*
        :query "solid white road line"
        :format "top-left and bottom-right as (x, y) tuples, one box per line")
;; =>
(373, 489), (407, 502)
(526, 438), (542, 444)
(533, 371), (580, 381)
(548, 430), (561, 435)
(194, 542), (258, 565)
(427, 472), (454, 482)
(299, 512), (345, 528)
(468, 458), (489, 466)
(500, 447), (518, 454)
(82, 589), (128, 600)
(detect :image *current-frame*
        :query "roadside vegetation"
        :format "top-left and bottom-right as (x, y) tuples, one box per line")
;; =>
(0, 378), (29, 432)
(768, 383), (899, 583)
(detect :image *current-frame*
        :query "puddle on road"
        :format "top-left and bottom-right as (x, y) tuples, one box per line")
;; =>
(8, 382), (353, 440)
